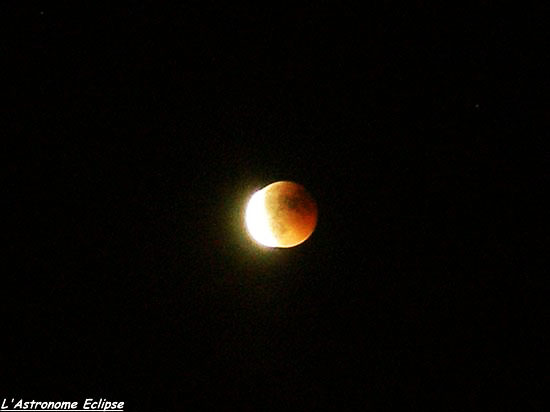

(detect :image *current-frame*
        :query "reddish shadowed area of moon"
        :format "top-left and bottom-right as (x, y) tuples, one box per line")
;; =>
(263, 181), (318, 247)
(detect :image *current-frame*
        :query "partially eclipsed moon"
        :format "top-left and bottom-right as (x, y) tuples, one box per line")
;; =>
(245, 181), (317, 248)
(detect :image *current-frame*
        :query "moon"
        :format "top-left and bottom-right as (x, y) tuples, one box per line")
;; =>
(245, 181), (318, 248)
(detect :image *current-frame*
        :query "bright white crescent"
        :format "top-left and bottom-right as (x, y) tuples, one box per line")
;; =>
(245, 189), (278, 247)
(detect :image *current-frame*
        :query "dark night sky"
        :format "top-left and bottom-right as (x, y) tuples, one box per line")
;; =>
(4, 2), (546, 410)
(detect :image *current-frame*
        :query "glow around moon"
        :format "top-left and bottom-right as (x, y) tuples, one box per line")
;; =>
(245, 181), (317, 248)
